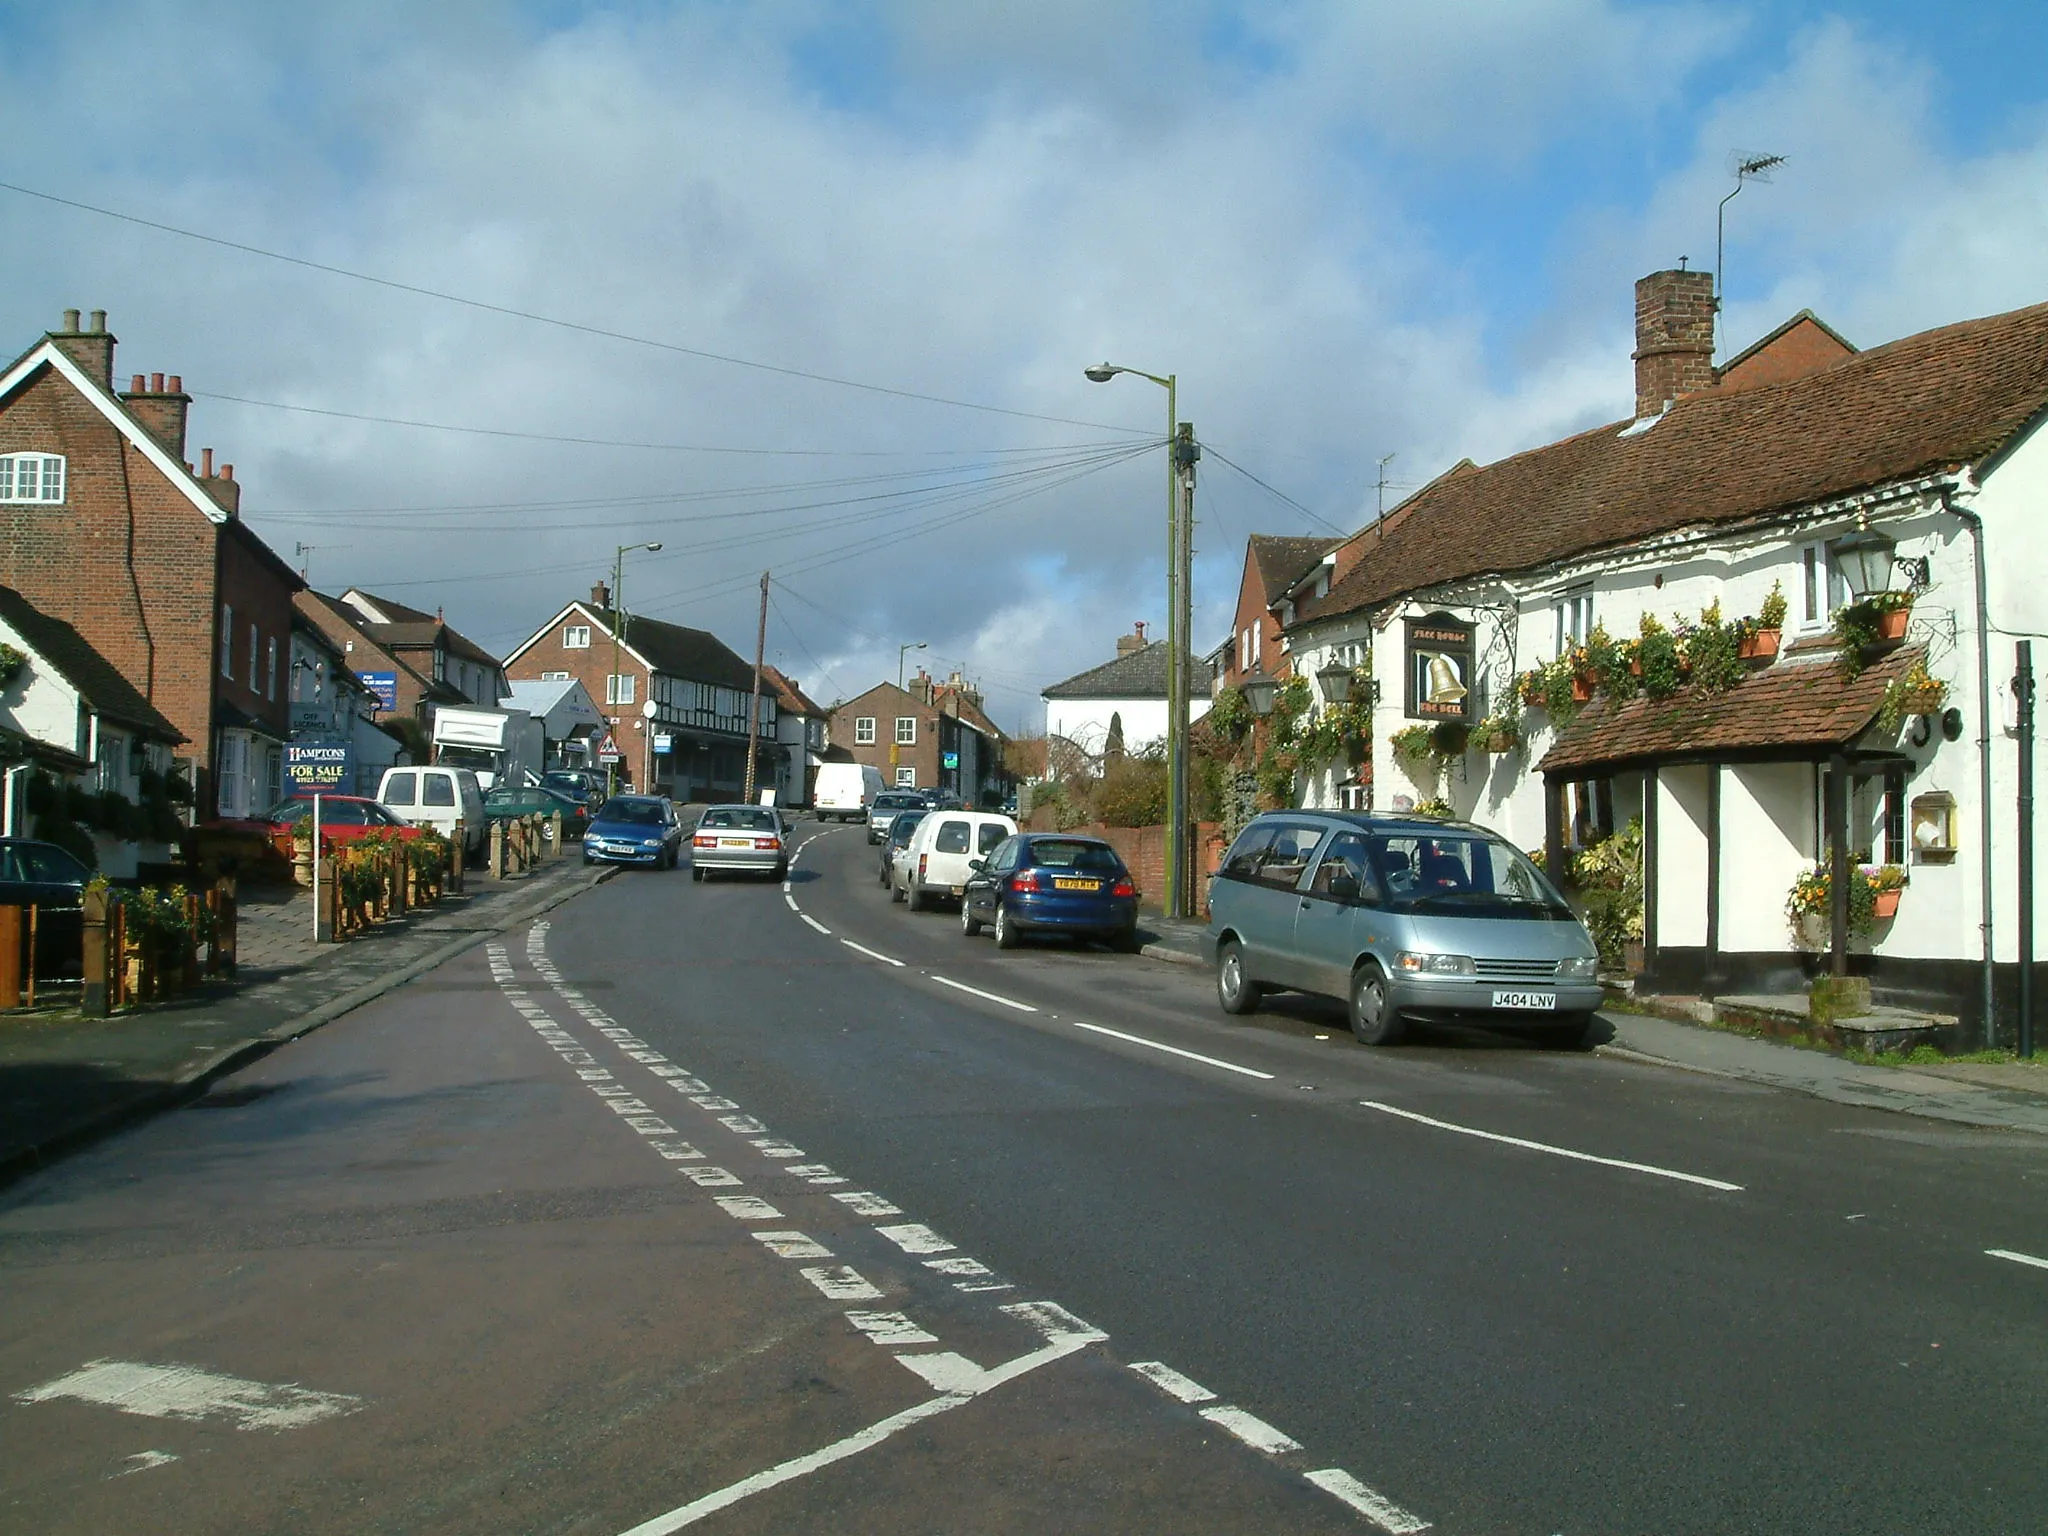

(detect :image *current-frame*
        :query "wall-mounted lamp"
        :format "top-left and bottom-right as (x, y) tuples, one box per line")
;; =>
(1314, 659), (1354, 704)
(1830, 524), (1931, 601)
(1242, 674), (1278, 718)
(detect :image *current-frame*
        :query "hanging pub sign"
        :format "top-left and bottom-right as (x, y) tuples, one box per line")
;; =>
(1404, 614), (1476, 722)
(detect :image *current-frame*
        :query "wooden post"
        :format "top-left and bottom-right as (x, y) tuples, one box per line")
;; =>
(25, 903), (38, 1008)
(489, 820), (505, 879)
(549, 810), (563, 857)
(109, 900), (127, 1009)
(217, 876), (238, 975)
(448, 823), (465, 894)
(0, 904), (22, 1010)
(81, 886), (109, 1016)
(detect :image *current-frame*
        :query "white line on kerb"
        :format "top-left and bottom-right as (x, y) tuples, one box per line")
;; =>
(840, 940), (904, 968)
(801, 914), (832, 936)
(1988, 1248), (2048, 1272)
(1067, 1020), (1275, 1081)
(1357, 1101), (1743, 1192)
(928, 974), (1037, 1012)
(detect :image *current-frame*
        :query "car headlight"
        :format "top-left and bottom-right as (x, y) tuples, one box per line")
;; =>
(1557, 955), (1600, 981)
(1393, 951), (1475, 977)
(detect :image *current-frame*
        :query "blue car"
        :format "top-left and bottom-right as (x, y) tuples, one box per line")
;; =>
(959, 833), (1141, 952)
(582, 795), (684, 869)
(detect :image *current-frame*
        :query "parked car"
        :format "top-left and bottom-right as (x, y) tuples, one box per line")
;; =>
(690, 804), (790, 881)
(1205, 811), (1602, 1047)
(960, 833), (1140, 951)
(919, 789), (966, 811)
(377, 766), (489, 859)
(583, 795), (684, 868)
(541, 769), (605, 807)
(0, 837), (89, 979)
(814, 762), (883, 823)
(891, 810), (1017, 910)
(877, 808), (928, 887)
(189, 794), (426, 878)
(483, 783), (591, 839)
(866, 789), (928, 844)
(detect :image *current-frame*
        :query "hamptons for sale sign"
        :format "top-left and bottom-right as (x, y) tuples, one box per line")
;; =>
(286, 741), (353, 795)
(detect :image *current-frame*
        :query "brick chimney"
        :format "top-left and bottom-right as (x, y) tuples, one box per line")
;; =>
(1116, 621), (1148, 656)
(49, 308), (115, 389)
(591, 581), (611, 609)
(194, 449), (240, 517)
(1633, 269), (1717, 419)
(120, 372), (192, 460)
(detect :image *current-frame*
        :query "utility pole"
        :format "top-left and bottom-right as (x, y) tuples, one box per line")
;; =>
(743, 570), (770, 804)
(1171, 421), (1200, 920)
(2018, 641), (2036, 1059)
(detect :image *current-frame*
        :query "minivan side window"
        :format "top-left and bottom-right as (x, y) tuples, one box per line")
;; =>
(423, 774), (456, 807)
(384, 772), (417, 806)
(1248, 822), (1326, 891)
(1308, 831), (1380, 904)
(935, 820), (971, 854)
(1218, 824), (1278, 881)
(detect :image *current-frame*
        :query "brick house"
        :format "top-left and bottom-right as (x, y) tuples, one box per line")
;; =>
(503, 585), (772, 799)
(330, 588), (506, 712)
(294, 589), (455, 729)
(830, 669), (1007, 805)
(0, 309), (301, 818)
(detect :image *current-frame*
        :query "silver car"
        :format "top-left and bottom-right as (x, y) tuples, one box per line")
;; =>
(690, 805), (790, 881)
(1204, 811), (1603, 1046)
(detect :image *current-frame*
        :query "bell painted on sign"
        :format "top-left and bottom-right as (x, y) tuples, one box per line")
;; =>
(1424, 653), (1468, 706)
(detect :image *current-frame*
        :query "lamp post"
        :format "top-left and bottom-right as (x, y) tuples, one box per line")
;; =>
(899, 641), (927, 691)
(1086, 361), (1194, 918)
(608, 541), (663, 796)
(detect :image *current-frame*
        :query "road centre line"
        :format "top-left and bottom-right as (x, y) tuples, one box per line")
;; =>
(1129, 1361), (1217, 1403)
(1200, 1404), (1302, 1455)
(840, 939), (904, 967)
(801, 913), (832, 935)
(1066, 1020), (1276, 1081)
(1988, 1247), (2048, 1272)
(1357, 1101), (1743, 1192)
(1303, 1470), (1435, 1535)
(927, 974), (1038, 1012)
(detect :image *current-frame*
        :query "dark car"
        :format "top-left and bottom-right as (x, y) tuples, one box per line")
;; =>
(877, 808), (928, 887)
(959, 833), (1140, 952)
(582, 795), (683, 868)
(865, 790), (928, 844)
(0, 837), (91, 981)
(541, 770), (604, 807)
(483, 784), (591, 839)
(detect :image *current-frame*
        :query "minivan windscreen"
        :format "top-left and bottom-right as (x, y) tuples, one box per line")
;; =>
(1365, 833), (1571, 918)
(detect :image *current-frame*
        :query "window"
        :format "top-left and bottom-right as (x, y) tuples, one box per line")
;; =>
(423, 773), (456, 807)
(383, 772), (417, 806)
(856, 716), (877, 744)
(1555, 586), (1594, 652)
(1240, 625), (1256, 674)
(895, 767), (916, 786)
(1799, 542), (1849, 629)
(265, 637), (278, 700)
(935, 820), (971, 854)
(564, 625), (591, 649)
(977, 822), (1009, 855)
(896, 716), (917, 745)
(540, 670), (569, 682)
(1247, 822), (1328, 891)
(220, 605), (234, 678)
(1308, 831), (1380, 903)
(607, 674), (636, 705)
(0, 452), (64, 503)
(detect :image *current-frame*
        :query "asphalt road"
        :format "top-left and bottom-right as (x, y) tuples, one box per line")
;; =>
(3, 819), (2044, 1533)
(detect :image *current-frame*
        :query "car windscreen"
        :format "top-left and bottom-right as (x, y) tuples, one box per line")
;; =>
(874, 794), (921, 812)
(1027, 839), (1123, 873)
(1368, 833), (1571, 918)
(887, 811), (927, 841)
(701, 808), (777, 830)
(598, 799), (666, 825)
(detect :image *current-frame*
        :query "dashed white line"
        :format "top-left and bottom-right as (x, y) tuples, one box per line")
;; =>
(844, 1311), (938, 1346)
(1067, 1020), (1276, 1081)
(1129, 1361), (1217, 1404)
(800, 1267), (884, 1301)
(1200, 1404), (1302, 1455)
(801, 914), (832, 935)
(753, 1231), (834, 1259)
(874, 1223), (956, 1255)
(1356, 1100), (1744, 1192)
(831, 1191), (903, 1217)
(840, 939), (904, 967)
(783, 891), (800, 912)
(713, 1196), (784, 1221)
(1988, 1247), (2048, 1272)
(679, 1166), (743, 1187)
(1303, 1469), (1434, 1533)
(928, 974), (1038, 1013)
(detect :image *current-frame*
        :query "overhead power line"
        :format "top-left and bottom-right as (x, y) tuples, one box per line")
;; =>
(1202, 444), (1350, 537)
(0, 179), (1153, 436)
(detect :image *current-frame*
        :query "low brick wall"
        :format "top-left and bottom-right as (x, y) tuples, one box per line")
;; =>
(1024, 815), (1228, 915)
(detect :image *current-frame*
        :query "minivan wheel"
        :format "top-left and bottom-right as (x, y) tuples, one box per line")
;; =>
(1216, 940), (1261, 1015)
(1349, 963), (1406, 1046)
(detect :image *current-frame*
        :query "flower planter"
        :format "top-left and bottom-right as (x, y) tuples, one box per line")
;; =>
(1738, 628), (1781, 664)
(1571, 673), (1595, 704)
(1876, 607), (1911, 642)
(1896, 686), (1945, 718)
(1872, 889), (1902, 920)
(1519, 678), (1544, 707)
(292, 851), (314, 888)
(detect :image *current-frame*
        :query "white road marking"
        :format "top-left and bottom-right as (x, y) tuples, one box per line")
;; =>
(787, 1164), (848, 1184)
(713, 1196), (784, 1221)
(1357, 1101), (1744, 1191)
(752, 1139), (805, 1158)
(844, 1311), (938, 1346)
(783, 892), (800, 912)
(1201, 1404), (1302, 1454)
(893, 1303), (1106, 1395)
(1129, 1361), (1217, 1404)
(923, 1255), (992, 1277)
(626, 1050), (668, 1063)
(800, 1266), (884, 1301)
(17, 1361), (360, 1431)
(679, 1166), (743, 1187)
(646, 1065), (690, 1078)
(830, 1191), (902, 1217)
(802, 914), (832, 935)
(1988, 1247), (2048, 1272)
(1003, 1301), (1104, 1345)
(754, 1231), (834, 1259)
(1068, 1020), (1277, 1081)
(1303, 1469), (1434, 1533)
(114, 1450), (179, 1476)
(625, 1116), (678, 1135)
(647, 1140), (704, 1161)
(782, 881), (793, 893)
(719, 1114), (769, 1135)
(874, 1222), (956, 1255)
(690, 1096), (738, 1110)
(927, 974), (1038, 1012)
(841, 940), (904, 967)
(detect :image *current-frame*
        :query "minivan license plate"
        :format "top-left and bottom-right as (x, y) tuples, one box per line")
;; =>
(1492, 990), (1555, 1010)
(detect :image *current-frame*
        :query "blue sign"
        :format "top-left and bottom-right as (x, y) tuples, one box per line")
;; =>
(943, 751), (959, 769)
(286, 741), (353, 796)
(358, 670), (398, 711)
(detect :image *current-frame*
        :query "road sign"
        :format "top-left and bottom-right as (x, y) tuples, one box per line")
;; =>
(597, 731), (621, 764)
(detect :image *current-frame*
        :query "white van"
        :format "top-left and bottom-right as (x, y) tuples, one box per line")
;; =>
(814, 762), (884, 823)
(892, 810), (1017, 910)
(377, 765), (488, 857)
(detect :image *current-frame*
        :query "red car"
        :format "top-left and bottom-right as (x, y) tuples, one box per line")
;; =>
(188, 795), (426, 879)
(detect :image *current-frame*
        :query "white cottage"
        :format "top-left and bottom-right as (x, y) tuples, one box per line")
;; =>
(1043, 625), (1210, 765)
(1284, 270), (2048, 1047)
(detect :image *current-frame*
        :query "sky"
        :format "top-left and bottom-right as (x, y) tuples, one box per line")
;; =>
(4, 0), (2046, 735)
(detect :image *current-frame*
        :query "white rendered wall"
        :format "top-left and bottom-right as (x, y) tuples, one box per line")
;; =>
(0, 619), (83, 756)
(1655, 766), (1711, 948)
(1719, 763), (1816, 954)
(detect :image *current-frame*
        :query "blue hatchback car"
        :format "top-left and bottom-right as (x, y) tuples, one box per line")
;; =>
(959, 833), (1141, 951)
(582, 795), (683, 868)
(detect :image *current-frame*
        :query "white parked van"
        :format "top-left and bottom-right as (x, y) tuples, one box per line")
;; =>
(892, 810), (1017, 910)
(377, 765), (488, 857)
(814, 762), (884, 823)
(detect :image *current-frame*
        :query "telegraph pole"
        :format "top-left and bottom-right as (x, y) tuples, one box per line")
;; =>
(743, 570), (770, 804)
(1171, 421), (1200, 919)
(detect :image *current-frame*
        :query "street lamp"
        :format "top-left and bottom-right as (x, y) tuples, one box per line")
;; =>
(608, 541), (663, 795)
(899, 641), (927, 691)
(1086, 360), (1193, 918)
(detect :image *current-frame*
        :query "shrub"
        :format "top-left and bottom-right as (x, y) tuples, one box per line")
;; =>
(1095, 755), (1168, 827)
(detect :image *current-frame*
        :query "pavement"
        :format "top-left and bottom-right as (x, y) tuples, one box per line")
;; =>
(1135, 913), (2048, 1135)
(0, 854), (611, 1185)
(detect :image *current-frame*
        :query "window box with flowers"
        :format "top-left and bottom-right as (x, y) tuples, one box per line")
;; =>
(1785, 862), (1907, 946)
(1737, 581), (1789, 664)
(1834, 591), (1914, 676)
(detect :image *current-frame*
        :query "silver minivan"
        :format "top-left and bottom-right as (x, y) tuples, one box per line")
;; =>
(1204, 811), (1603, 1046)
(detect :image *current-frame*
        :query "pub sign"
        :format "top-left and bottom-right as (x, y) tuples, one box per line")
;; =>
(1403, 614), (1475, 722)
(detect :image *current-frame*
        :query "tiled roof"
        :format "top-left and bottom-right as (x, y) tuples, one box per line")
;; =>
(0, 584), (184, 741)
(1042, 641), (1195, 700)
(1536, 646), (1926, 775)
(341, 588), (437, 625)
(761, 664), (827, 718)
(938, 686), (1004, 740)
(601, 609), (757, 690)
(1306, 298), (2048, 624)
(364, 619), (502, 670)
(1250, 535), (1341, 604)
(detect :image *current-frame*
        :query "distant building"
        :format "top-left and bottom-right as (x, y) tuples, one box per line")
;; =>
(1042, 624), (1210, 765)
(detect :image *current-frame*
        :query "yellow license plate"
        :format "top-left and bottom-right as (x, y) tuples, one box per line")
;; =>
(720, 838), (749, 847)
(1053, 878), (1100, 891)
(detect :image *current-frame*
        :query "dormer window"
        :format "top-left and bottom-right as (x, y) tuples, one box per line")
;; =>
(0, 453), (64, 503)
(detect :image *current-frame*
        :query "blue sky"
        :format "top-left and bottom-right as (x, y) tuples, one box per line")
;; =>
(2, 1), (2045, 729)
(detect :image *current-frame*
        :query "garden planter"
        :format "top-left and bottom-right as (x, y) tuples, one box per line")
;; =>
(1876, 608), (1910, 642)
(1571, 673), (1595, 703)
(1872, 889), (1902, 920)
(1738, 628), (1781, 664)
(1520, 678), (1544, 707)
(1897, 686), (1945, 718)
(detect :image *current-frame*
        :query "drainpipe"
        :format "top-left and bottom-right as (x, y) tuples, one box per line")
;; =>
(1951, 491), (1998, 1047)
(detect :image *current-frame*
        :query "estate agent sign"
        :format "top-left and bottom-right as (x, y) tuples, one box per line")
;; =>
(285, 741), (352, 796)
(1403, 614), (1476, 722)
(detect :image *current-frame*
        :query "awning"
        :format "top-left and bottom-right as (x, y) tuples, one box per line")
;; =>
(1537, 644), (1928, 778)
(213, 702), (288, 743)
